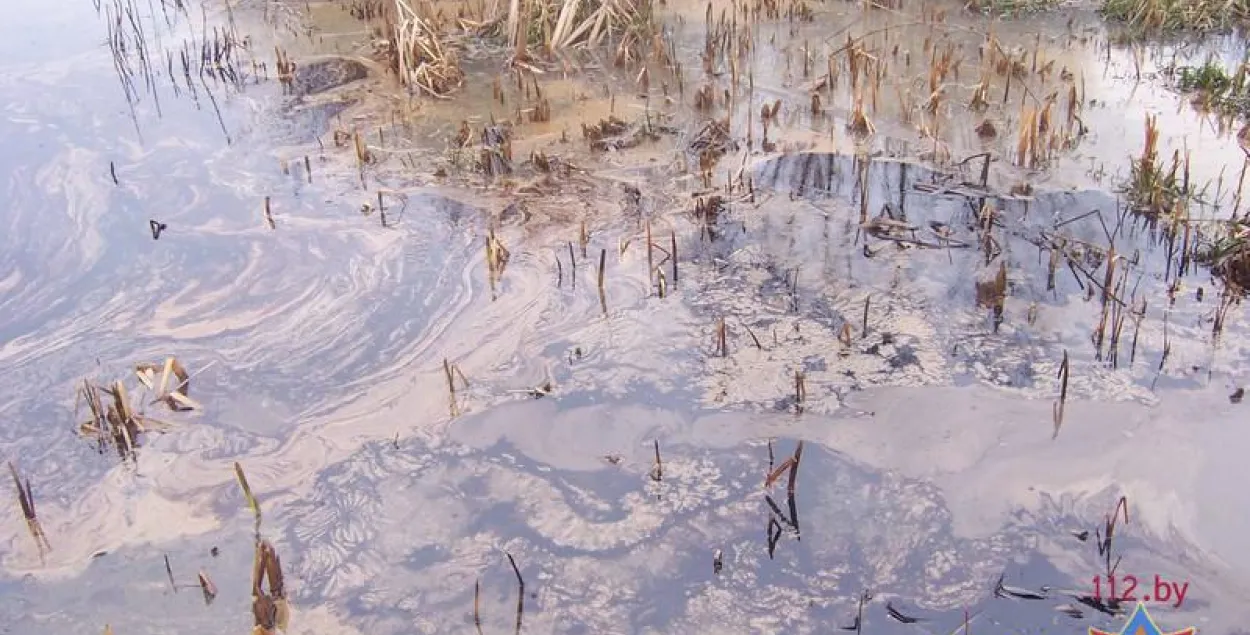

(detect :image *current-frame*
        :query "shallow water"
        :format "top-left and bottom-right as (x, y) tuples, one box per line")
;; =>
(1, 0), (1248, 633)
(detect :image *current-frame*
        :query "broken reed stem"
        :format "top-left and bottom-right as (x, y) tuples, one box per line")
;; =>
(234, 461), (261, 524)
(8, 462), (34, 523)
(9, 462), (51, 554)
(198, 570), (217, 604)
(1052, 350), (1069, 439)
(862, 295), (870, 336)
(794, 370), (806, 413)
(650, 439), (663, 482)
(444, 358), (460, 417)
(164, 554), (177, 593)
(263, 196), (275, 229)
(646, 220), (654, 292)
(742, 322), (762, 349)
(506, 552), (524, 634)
(670, 231), (678, 283)
(786, 440), (804, 496)
(567, 241), (576, 290)
(474, 578), (483, 633)
(597, 248), (607, 314)
(717, 317), (728, 356)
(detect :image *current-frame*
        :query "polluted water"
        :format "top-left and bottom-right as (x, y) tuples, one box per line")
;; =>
(0, 0), (1248, 633)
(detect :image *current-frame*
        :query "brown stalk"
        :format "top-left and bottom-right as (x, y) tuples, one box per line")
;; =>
(474, 578), (483, 633)
(597, 248), (607, 314)
(9, 462), (51, 554)
(716, 317), (728, 357)
(197, 570), (217, 605)
(646, 220), (654, 293)
(794, 371), (806, 414)
(670, 231), (678, 283)
(786, 441), (804, 496)
(164, 554), (177, 592)
(263, 196), (275, 229)
(765, 457), (795, 489)
(1052, 350), (1069, 439)
(506, 552), (524, 634)
(234, 461), (261, 523)
(650, 439), (663, 482)
(444, 358), (460, 417)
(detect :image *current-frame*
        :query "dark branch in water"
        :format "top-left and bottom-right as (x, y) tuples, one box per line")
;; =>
(164, 554), (177, 593)
(994, 573), (1048, 600)
(473, 578), (483, 635)
(506, 552), (525, 635)
(840, 590), (871, 632)
(886, 601), (923, 623)
(650, 439), (663, 482)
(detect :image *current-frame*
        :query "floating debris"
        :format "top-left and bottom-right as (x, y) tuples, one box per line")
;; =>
(197, 570), (217, 605)
(133, 356), (200, 412)
(148, 219), (166, 240)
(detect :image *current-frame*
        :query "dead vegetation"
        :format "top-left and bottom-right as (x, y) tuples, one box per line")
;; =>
(388, 0), (464, 97)
(251, 540), (290, 635)
(76, 357), (203, 460)
(380, 0), (657, 100)
(1102, 0), (1250, 31)
(9, 462), (52, 560)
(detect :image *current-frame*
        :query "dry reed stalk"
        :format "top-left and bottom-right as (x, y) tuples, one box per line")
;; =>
(474, 578), (483, 633)
(670, 231), (678, 283)
(392, 0), (464, 98)
(263, 196), (275, 229)
(506, 552), (525, 633)
(650, 439), (663, 481)
(645, 220), (654, 291)
(597, 248), (607, 314)
(198, 570), (217, 605)
(713, 317), (728, 356)
(9, 462), (51, 555)
(251, 539), (289, 634)
(786, 440), (803, 495)
(1052, 350), (1069, 439)
(793, 370), (806, 414)
(164, 554), (177, 592)
(442, 358), (470, 417)
(1016, 105), (1038, 167)
(234, 462), (261, 525)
